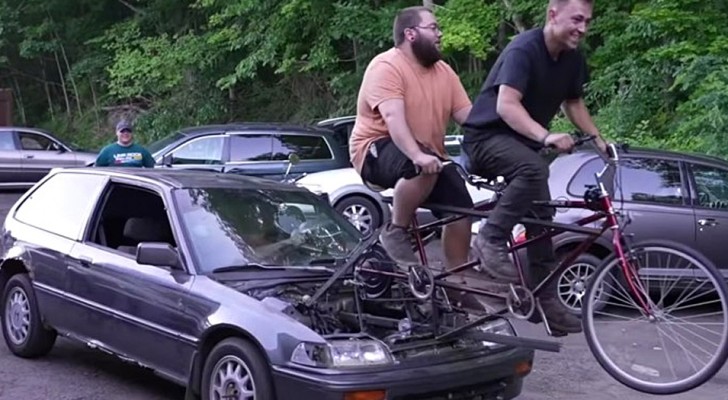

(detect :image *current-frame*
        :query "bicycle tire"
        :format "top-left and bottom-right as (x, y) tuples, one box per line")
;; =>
(582, 239), (728, 395)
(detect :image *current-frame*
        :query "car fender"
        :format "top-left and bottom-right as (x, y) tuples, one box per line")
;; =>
(189, 276), (328, 366)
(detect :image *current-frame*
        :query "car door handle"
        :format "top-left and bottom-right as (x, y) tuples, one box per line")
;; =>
(698, 218), (718, 227)
(24, 154), (34, 159)
(78, 256), (94, 267)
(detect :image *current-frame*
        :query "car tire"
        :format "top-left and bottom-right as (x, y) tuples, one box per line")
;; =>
(555, 253), (608, 315)
(1, 273), (57, 358)
(335, 195), (382, 236)
(201, 337), (275, 400)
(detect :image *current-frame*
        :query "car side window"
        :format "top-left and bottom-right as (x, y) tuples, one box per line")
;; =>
(272, 134), (333, 161)
(169, 135), (224, 165)
(568, 157), (683, 205)
(0, 132), (15, 150)
(19, 132), (58, 151)
(88, 183), (177, 258)
(14, 173), (108, 240)
(618, 158), (683, 205)
(229, 134), (273, 162)
(691, 164), (728, 209)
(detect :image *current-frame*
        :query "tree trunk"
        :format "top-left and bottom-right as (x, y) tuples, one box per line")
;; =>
(502, 0), (526, 33)
(90, 77), (101, 130)
(41, 59), (55, 121)
(54, 50), (71, 117)
(12, 76), (26, 125)
(59, 41), (82, 116)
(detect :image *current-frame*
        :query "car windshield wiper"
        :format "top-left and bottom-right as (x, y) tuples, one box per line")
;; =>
(308, 257), (344, 266)
(211, 263), (334, 274)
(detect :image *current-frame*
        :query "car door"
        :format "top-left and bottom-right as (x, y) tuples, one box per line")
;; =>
(162, 134), (227, 172)
(0, 130), (22, 185)
(687, 162), (728, 272)
(8, 171), (109, 333)
(63, 180), (199, 378)
(17, 130), (76, 182)
(221, 133), (278, 178)
(611, 156), (695, 248)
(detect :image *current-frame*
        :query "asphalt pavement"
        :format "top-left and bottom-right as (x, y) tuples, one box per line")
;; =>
(0, 191), (726, 400)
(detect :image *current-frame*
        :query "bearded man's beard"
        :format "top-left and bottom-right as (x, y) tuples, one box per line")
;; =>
(412, 35), (441, 67)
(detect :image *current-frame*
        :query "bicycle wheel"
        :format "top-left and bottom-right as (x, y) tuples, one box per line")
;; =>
(582, 239), (728, 395)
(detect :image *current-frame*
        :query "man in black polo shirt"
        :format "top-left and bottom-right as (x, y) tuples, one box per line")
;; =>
(462, 0), (607, 335)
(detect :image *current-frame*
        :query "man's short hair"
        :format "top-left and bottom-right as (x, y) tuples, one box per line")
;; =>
(393, 6), (432, 47)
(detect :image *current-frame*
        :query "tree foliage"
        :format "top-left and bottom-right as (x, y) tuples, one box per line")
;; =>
(0, 0), (726, 158)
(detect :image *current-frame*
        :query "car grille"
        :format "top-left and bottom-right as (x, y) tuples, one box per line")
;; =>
(393, 380), (509, 400)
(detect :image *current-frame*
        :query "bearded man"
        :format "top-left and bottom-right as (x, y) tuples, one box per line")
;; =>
(348, 6), (475, 288)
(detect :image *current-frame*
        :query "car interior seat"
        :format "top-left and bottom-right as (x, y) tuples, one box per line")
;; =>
(116, 217), (175, 255)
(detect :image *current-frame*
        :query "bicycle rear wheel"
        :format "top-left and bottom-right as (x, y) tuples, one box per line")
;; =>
(582, 239), (728, 395)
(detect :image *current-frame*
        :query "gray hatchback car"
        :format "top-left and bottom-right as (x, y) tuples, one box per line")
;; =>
(517, 146), (728, 314)
(0, 167), (534, 400)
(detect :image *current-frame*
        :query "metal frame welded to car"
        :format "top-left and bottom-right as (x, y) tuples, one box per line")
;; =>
(304, 140), (644, 354)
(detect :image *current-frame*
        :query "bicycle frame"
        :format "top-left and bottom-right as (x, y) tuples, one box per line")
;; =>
(390, 142), (653, 335)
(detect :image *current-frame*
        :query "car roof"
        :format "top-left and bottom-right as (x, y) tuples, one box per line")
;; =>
(53, 167), (312, 191)
(176, 122), (335, 138)
(561, 145), (728, 166)
(0, 126), (56, 135)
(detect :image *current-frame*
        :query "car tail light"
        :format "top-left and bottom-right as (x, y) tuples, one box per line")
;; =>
(344, 390), (386, 400)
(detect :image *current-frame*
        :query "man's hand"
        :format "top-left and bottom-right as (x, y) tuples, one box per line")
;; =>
(413, 153), (442, 174)
(544, 133), (575, 153)
(594, 135), (608, 154)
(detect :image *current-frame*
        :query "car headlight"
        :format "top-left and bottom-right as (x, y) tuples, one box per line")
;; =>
(476, 318), (515, 348)
(290, 339), (394, 368)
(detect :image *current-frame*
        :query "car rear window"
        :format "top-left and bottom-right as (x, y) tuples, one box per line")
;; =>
(568, 156), (684, 205)
(272, 134), (333, 161)
(14, 173), (108, 240)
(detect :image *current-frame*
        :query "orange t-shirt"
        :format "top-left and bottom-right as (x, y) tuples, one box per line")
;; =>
(349, 47), (472, 173)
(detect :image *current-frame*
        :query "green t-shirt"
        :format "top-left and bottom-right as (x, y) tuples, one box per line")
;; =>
(95, 142), (155, 168)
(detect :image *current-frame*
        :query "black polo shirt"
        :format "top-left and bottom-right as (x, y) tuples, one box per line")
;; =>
(462, 28), (589, 149)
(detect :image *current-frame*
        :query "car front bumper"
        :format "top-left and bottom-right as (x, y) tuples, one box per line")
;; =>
(271, 346), (533, 400)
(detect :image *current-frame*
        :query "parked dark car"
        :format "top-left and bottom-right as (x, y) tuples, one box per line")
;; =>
(0, 167), (534, 400)
(0, 127), (97, 188)
(514, 145), (728, 314)
(147, 122), (350, 181)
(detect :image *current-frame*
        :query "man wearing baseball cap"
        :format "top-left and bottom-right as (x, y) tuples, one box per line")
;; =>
(95, 120), (155, 168)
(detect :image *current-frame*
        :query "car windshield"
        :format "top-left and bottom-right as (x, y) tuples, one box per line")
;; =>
(173, 186), (363, 273)
(147, 132), (185, 155)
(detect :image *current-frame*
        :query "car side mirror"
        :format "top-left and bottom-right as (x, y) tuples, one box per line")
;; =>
(288, 153), (300, 165)
(161, 153), (173, 167)
(136, 242), (182, 269)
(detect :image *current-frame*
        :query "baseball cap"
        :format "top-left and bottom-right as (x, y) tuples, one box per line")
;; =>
(116, 120), (133, 132)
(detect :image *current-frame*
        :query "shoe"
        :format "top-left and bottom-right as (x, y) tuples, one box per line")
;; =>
(531, 293), (582, 334)
(472, 232), (520, 284)
(380, 222), (419, 270)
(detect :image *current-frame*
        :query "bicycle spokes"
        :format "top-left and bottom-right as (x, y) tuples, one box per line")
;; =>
(583, 244), (728, 395)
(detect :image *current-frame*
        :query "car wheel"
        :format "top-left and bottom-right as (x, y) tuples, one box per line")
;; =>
(1, 273), (57, 358)
(201, 337), (274, 400)
(335, 196), (382, 236)
(555, 253), (607, 315)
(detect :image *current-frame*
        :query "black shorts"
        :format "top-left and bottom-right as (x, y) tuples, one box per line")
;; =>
(360, 137), (474, 219)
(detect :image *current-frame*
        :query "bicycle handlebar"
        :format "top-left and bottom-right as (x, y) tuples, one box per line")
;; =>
(412, 131), (628, 193)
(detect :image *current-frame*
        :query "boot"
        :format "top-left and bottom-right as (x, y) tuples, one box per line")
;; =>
(471, 224), (520, 283)
(379, 222), (419, 271)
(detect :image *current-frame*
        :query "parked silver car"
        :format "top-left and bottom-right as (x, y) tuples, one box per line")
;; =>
(514, 145), (728, 314)
(0, 127), (97, 188)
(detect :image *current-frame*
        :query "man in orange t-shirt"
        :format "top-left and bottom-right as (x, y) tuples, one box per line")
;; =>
(349, 6), (474, 284)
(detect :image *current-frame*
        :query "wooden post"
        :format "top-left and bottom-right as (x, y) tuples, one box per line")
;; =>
(0, 89), (12, 126)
